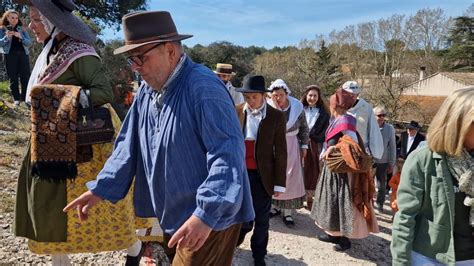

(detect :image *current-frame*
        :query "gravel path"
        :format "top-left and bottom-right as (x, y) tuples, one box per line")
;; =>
(1, 200), (393, 265)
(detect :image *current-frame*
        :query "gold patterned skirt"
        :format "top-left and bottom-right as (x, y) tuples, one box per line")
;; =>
(25, 105), (154, 254)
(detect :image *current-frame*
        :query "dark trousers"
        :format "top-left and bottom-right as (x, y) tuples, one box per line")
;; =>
(239, 169), (272, 261)
(385, 172), (393, 192)
(5, 51), (30, 102)
(374, 163), (389, 206)
(164, 223), (241, 266)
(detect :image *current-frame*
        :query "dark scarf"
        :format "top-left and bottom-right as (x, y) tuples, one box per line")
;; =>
(30, 84), (81, 180)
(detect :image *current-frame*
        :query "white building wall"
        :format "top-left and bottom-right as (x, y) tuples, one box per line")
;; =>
(403, 74), (467, 96)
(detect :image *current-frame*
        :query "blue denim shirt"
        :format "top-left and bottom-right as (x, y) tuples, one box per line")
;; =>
(0, 26), (32, 55)
(87, 57), (255, 234)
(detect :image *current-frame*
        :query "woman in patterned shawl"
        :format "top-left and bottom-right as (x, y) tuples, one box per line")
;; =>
(311, 89), (379, 252)
(13, 1), (149, 265)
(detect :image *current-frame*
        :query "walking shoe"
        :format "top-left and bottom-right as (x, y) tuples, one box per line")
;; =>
(282, 215), (295, 227)
(376, 203), (384, 213)
(317, 233), (340, 244)
(125, 242), (145, 266)
(14, 101), (20, 108)
(269, 207), (281, 218)
(333, 237), (351, 251)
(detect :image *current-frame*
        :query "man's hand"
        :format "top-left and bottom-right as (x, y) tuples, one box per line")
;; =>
(387, 164), (394, 174)
(168, 215), (212, 252)
(63, 190), (103, 221)
(273, 191), (283, 197)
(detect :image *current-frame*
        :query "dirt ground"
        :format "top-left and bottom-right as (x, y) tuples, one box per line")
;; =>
(0, 105), (392, 265)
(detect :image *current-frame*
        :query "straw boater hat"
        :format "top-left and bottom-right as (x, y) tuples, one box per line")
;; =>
(214, 63), (236, 76)
(113, 11), (193, 55)
(14, 0), (97, 44)
(236, 75), (267, 93)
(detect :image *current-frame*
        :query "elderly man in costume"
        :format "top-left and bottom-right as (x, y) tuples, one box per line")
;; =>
(399, 120), (426, 160)
(214, 63), (244, 104)
(64, 10), (254, 265)
(341, 81), (384, 160)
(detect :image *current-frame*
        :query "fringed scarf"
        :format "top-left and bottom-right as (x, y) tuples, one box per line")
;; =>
(446, 149), (474, 226)
(335, 135), (376, 229)
(26, 36), (98, 103)
(30, 84), (81, 180)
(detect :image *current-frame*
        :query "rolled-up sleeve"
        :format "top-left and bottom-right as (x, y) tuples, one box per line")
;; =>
(192, 95), (249, 229)
(86, 93), (140, 203)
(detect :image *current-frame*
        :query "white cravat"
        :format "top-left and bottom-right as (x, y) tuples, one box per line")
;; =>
(244, 103), (266, 140)
(407, 135), (415, 152)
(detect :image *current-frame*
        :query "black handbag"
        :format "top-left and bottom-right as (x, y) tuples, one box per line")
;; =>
(76, 90), (115, 146)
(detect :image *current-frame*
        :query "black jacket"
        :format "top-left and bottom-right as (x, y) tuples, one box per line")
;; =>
(399, 132), (426, 159)
(308, 107), (330, 143)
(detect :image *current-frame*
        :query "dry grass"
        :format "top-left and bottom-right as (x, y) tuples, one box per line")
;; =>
(0, 193), (15, 213)
(0, 81), (28, 214)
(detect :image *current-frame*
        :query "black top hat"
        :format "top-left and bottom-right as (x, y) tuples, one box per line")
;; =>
(236, 75), (268, 93)
(406, 120), (421, 130)
(113, 11), (193, 55)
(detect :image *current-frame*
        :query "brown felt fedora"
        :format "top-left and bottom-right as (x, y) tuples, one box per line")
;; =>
(114, 11), (193, 55)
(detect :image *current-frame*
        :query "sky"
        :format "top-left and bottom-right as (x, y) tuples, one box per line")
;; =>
(103, 0), (472, 48)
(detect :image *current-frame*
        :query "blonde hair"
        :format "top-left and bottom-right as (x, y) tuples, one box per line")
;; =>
(427, 86), (474, 156)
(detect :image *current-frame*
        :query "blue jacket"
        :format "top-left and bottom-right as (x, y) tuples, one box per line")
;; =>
(87, 56), (255, 235)
(0, 25), (32, 55)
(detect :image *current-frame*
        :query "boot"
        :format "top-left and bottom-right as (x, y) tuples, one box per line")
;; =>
(317, 233), (340, 244)
(333, 236), (351, 251)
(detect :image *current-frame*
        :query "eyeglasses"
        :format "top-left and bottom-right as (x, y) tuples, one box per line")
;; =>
(127, 43), (162, 66)
(376, 114), (386, 117)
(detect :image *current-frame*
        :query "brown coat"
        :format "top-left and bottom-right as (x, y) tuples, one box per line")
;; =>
(236, 103), (287, 196)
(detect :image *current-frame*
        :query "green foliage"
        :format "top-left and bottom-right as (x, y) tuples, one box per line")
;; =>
(442, 16), (474, 71)
(253, 47), (314, 98)
(71, 0), (148, 28)
(96, 39), (133, 105)
(1, 1), (147, 28)
(185, 41), (267, 86)
(314, 40), (343, 95)
(0, 0), (24, 14)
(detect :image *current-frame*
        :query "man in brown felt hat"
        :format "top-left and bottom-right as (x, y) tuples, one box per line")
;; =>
(64, 11), (255, 265)
(214, 63), (244, 105)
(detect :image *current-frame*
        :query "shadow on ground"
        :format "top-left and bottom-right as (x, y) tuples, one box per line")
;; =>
(233, 248), (308, 266)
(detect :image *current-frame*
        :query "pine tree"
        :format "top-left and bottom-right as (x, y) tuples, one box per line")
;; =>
(315, 40), (342, 96)
(443, 16), (474, 71)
